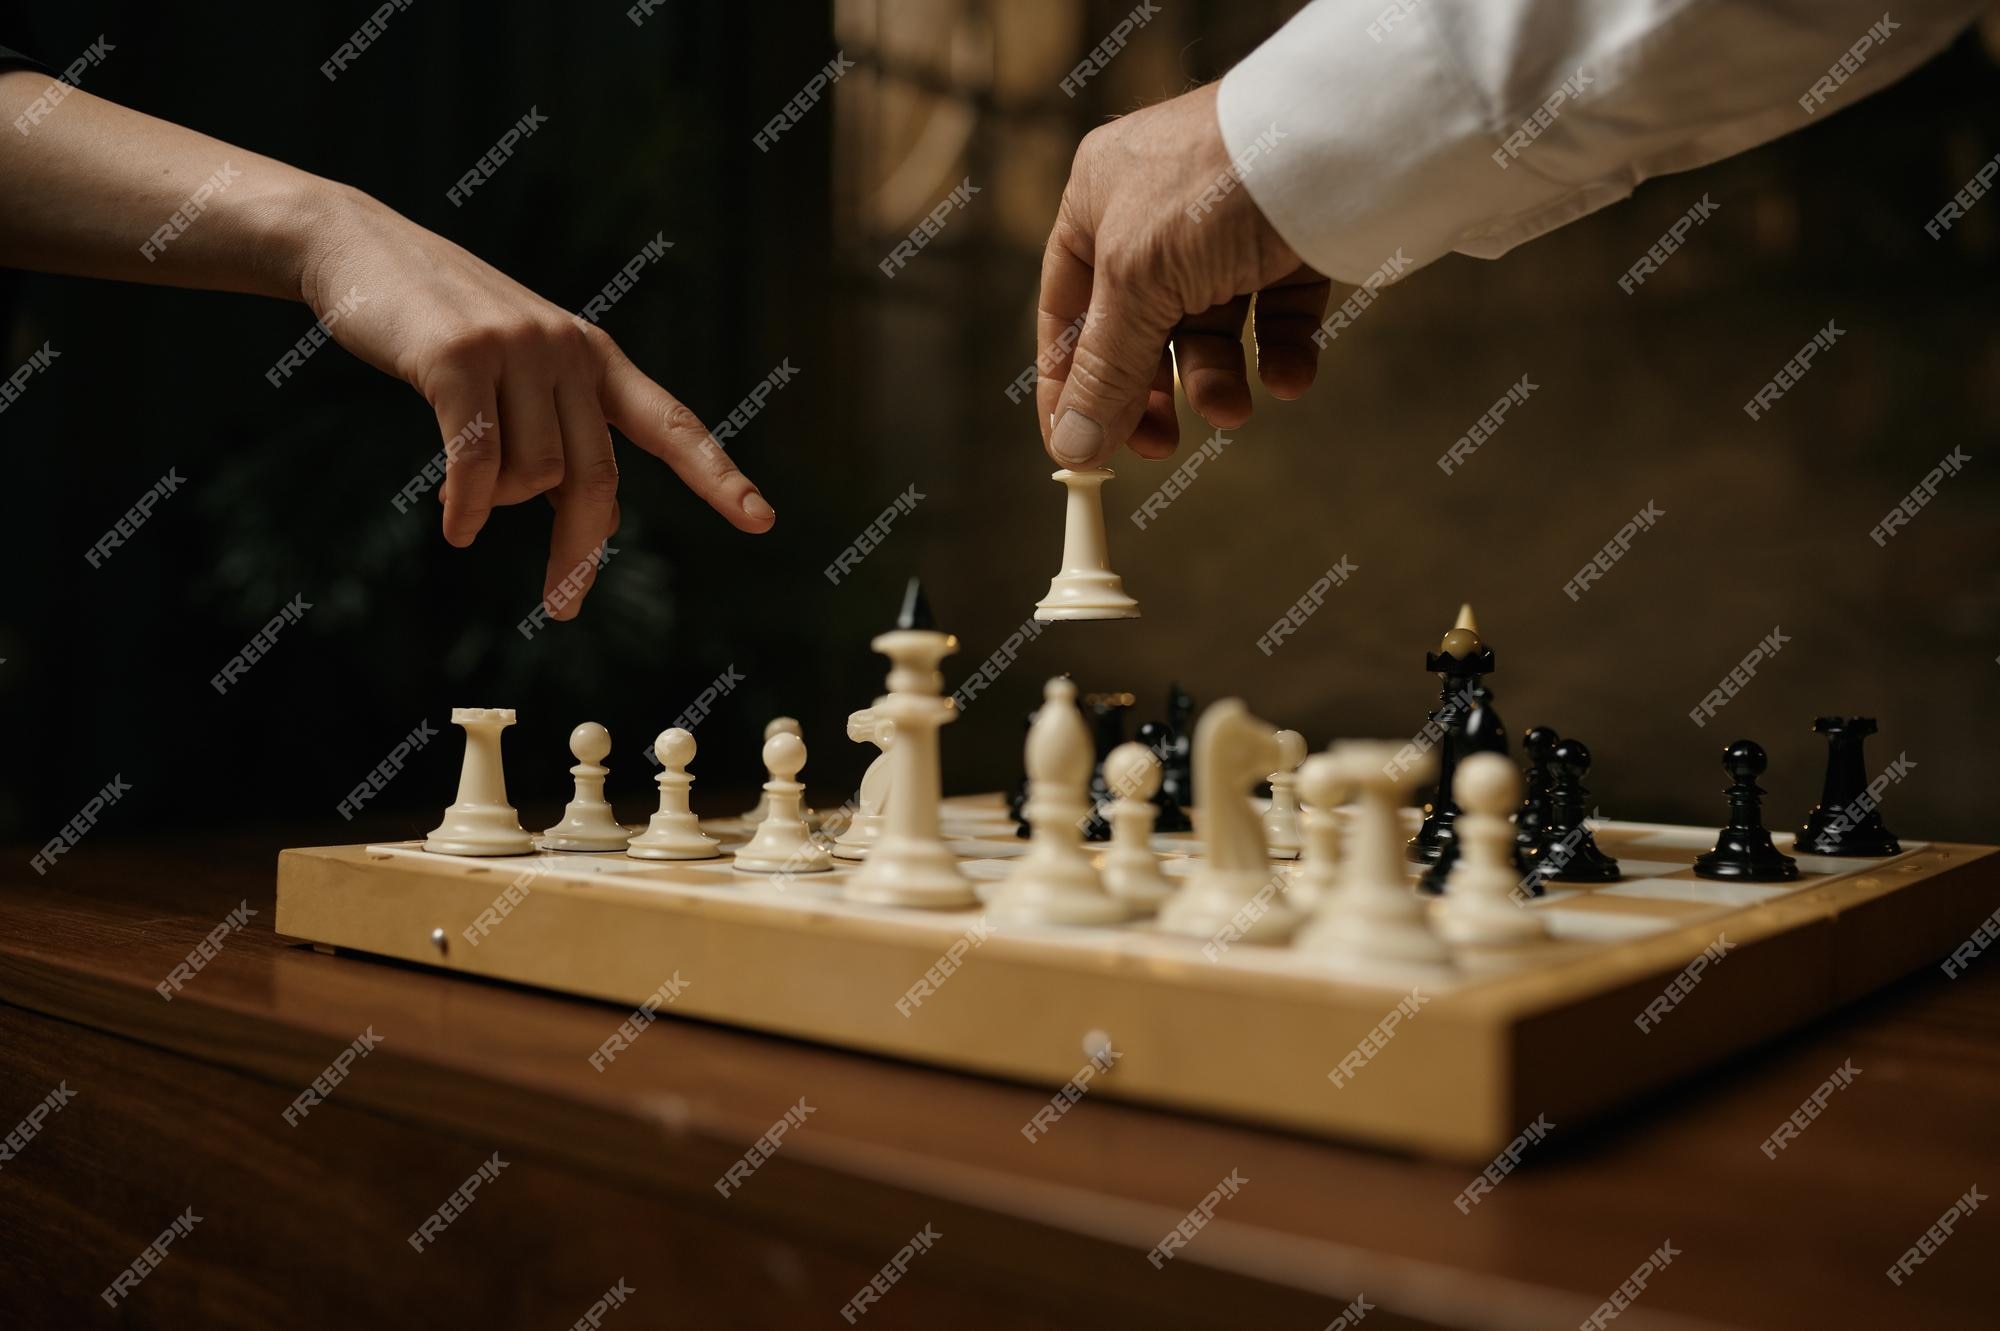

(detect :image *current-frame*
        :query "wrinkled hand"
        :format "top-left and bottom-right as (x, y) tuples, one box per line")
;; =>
(1038, 82), (1331, 470)
(301, 189), (775, 618)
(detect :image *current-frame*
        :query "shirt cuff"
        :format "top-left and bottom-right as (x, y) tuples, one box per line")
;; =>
(1215, 0), (1581, 285)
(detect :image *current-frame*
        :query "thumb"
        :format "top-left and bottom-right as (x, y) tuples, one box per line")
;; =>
(1048, 277), (1177, 470)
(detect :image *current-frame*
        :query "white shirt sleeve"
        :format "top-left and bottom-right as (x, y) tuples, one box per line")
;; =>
(1216, 0), (1986, 285)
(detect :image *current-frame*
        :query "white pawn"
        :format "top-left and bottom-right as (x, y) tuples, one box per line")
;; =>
(989, 678), (1129, 926)
(1032, 467), (1140, 621)
(627, 728), (721, 860)
(1262, 729), (1307, 859)
(424, 707), (535, 856)
(1288, 753), (1347, 913)
(1434, 752), (1549, 946)
(832, 708), (893, 861)
(733, 731), (831, 874)
(1100, 742), (1173, 913)
(1293, 741), (1451, 968)
(741, 717), (803, 825)
(540, 722), (632, 852)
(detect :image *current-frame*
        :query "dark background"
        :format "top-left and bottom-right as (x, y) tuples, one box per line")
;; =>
(2, 1), (1995, 850)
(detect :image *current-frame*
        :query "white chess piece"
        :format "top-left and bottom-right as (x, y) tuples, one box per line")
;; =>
(1157, 699), (1299, 942)
(1033, 467), (1140, 621)
(989, 678), (1129, 926)
(627, 727), (721, 860)
(741, 717), (802, 824)
(845, 581), (976, 909)
(832, 707), (894, 861)
(1100, 742), (1174, 913)
(1262, 729), (1307, 859)
(1434, 752), (1549, 946)
(540, 722), (632, 852)
(424, 708), (535, 856)
(734, 731), (831, 873)
(1288, 752), (1347, 913)
(1294, 741), (1451, 967)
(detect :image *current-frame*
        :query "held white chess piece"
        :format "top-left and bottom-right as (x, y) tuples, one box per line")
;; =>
(1157, 699), (1299, 942)
(424, 708), (536, 857)
(1100, 742), (1174, 913)
(1294, 741), (1451, 967)
(845, 581), (976, 909)
(540, 722), (632, 852)
(832, 708), (894, 861)
(1262, 729), (1307, 859)
(1434, 752), (1549, 945)
(741, 717), (802, 825)
(1033, 467), (1140, 621)
(1288, 753), (1347, 913)
(734, 731), (832, 873)
(989, 678), (1129, 926)
(626, 727), (721, 861)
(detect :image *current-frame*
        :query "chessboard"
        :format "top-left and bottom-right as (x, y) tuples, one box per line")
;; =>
(273, 793), (2000, 1160)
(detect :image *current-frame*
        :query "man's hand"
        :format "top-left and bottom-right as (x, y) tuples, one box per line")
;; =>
(1038, 82), (1331, 470)
(300, 190), (775, 619)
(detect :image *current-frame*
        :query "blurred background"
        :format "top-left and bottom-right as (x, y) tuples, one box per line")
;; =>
(2, 0), (1996, 848)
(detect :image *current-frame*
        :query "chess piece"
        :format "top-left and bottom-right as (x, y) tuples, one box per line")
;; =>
(1294, 741), (1451, 966)
(424, 708), (535, 856)
(1158, 699), (1299, 942)
(1289, 753), (1347, 913)
(733, 731), (831, 873)
(1434, 753), (1549, 946)
(1033, 467), (1140, 620)
(1262, 729), (1307, 859)
(1515, 725), (1559, 859)
(1006, 710), (1034, 833)
(1161, 683), (1195, 809)
(627, 728), (722, 860)
(845, 579), (977, 908)
(540, 722), (631, 851)
(1694, 740), (1800, 881)
(831, 707), (894, 861)
(989, 678), (1129, 926)
(1135, 721), (1192, 833)
(1410, 603), (1494, 866)
(1100, 742), (1174, 912)
(1530, 738), (1620, 883)
(1080, 690), (1135, 842)
(1420, 685), (1514, 893)
(1797, 716), (1901, 856)
(741, 717), (803, 825)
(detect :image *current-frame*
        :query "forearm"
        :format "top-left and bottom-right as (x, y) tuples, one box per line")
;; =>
(0, 68), (347, 302)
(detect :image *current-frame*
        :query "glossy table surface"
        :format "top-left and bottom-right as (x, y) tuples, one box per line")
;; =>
(1, 825), (1994, 1330)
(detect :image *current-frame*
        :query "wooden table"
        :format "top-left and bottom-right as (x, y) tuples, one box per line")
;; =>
(3, 828), (1994, 1330)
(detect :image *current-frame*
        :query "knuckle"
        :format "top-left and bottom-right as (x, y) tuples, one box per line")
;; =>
(434, 325), (507, 368)
(517, 453), (566, 492)
(449, 435), (500, 471)
(576, 456), (621, 503)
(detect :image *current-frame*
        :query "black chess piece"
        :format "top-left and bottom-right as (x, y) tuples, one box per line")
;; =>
(1419, 688), (1513, 895)
(1079, 691), (1133, 842)
(1694, 740), (1800, 881)
(896, 575), (933, 630)
(1515, 726), (1559, 859)
(1410, 611), (1494, 865)
(1136, 720), (1193, 833)
(1529, 738), (1621, 883)
(1798, 716), (1901, 857)
(1161, 683), (1195, 811)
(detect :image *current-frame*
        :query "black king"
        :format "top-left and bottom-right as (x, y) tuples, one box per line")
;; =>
(1409, 604), (1510, 886)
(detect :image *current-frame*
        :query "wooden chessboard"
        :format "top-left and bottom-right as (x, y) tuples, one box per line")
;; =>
(273, 795), (2000, 1160)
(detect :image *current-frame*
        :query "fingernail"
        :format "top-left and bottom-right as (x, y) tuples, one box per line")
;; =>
(742, 492), (775, 522)
(1050, 409), (1103, 468)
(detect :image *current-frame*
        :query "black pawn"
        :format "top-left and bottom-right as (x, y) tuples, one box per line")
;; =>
(1136, 721), (1192, 833)
(1694, 740), (1799, 882)
(1532, 738), (1621, 883)
(1515, 726), (1559, 859)
(1798, 716), (1901, 857)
